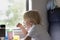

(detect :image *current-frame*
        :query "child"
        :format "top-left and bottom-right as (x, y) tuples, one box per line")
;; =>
(17, 11), (51, 40)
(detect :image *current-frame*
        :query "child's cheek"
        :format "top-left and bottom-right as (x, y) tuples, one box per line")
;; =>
(26, 23), (31, 29)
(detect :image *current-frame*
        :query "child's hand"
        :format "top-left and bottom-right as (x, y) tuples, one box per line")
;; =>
(17, 23), (28, 35)
(17, 23), (23, 28)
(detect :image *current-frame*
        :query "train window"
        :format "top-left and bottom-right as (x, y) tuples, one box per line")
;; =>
(0, 0), (27, 29)
(0, 0), (32, 29)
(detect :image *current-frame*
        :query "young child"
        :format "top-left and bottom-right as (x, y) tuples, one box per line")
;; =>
(17, 11), (51, 40)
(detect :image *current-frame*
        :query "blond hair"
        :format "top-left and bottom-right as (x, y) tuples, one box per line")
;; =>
(24, 11), (41, 24)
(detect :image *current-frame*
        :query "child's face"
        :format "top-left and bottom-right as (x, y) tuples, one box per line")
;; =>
(23, 19), (33, 29)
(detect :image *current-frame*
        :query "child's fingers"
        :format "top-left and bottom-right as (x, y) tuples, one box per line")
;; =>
(17, 23), (22, 27)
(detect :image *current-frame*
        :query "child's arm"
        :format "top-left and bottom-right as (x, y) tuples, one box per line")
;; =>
(17, 23), (28, 36)
(20, 26), (28, 36)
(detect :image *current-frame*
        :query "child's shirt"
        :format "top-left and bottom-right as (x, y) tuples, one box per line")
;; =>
(26, 24), (51, 40)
